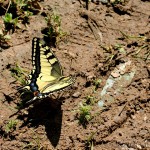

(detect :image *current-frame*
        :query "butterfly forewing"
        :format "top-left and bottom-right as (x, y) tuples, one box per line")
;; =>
(32, 38), (41, 77)
(41, 76), (75, 94)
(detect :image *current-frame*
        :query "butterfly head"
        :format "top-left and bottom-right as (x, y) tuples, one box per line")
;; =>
(29, 81), (43, 98)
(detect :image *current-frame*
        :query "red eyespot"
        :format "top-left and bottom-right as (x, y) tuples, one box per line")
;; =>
(33, 91), (39, 96)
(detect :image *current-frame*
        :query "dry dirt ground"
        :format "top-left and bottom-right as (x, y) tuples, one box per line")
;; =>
(0, 0), (150, 150)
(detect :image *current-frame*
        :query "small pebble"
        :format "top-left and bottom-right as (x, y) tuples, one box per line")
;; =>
(98, 100), (104, 108)
(72, 92), (81, 98)
(111, 71), (120, 78)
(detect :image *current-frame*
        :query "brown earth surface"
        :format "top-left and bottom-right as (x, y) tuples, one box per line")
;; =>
(0, 0), (150, 150)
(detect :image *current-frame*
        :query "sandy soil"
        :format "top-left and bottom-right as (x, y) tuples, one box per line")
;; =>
(0, 0), (150, 149)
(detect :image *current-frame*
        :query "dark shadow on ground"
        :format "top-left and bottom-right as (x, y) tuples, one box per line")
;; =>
(15, 97), (63, 147)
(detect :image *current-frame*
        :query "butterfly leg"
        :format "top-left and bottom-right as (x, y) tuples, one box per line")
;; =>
(51, 93), (57, 99)
(25, 96), (39, 105)
(57, 91), (66, 99)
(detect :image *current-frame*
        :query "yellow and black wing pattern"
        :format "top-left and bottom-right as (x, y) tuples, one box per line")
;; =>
(25, 37), (75, 104)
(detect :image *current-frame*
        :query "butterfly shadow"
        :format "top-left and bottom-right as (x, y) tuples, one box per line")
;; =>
(16, 97), (64, 148)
